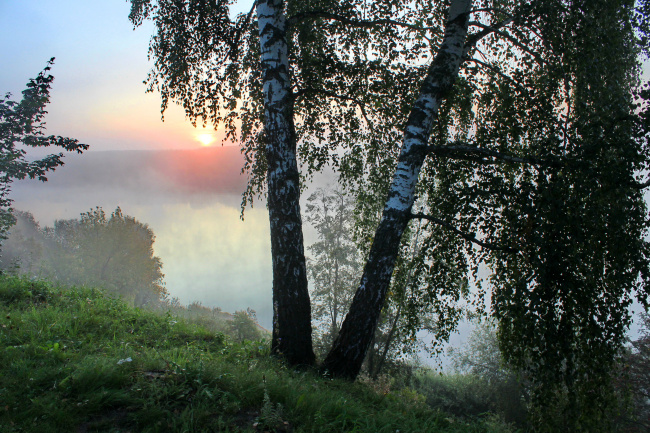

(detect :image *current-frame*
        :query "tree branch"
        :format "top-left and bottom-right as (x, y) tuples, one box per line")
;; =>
(410, 213), (518, 253)
(427, 142), (559, 167)
(294, 87), (373, 127)
(467, 21), (544, 65)
(463, 17), (513, 51)
(631, 178), (650, 189)
(463, 57), (532, 97)
(469, 7), (514, 15)
(287, 10), (439, 35)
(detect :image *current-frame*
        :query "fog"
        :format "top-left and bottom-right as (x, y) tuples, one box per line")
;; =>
(13, 146), (643, 370)
(8, 147), (476, 368)
(10, 147), (278, 328)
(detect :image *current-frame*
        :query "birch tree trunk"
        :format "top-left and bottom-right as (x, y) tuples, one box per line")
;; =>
(257, 0), (315, 367)
(321, 0), (473, 379)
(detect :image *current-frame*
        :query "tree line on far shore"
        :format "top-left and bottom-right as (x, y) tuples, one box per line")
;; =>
(0, 207), (265, 343)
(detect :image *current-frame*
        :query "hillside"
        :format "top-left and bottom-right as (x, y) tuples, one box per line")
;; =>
(0, 276), (514, 433)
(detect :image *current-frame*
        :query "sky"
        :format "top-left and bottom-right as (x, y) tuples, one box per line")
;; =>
(0, 0), (237, 152)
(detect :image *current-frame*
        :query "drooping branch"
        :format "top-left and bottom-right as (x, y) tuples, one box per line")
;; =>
(293, 87), (373, 128)
(409, 213), (518, 253)
(228, 0), (257, 60)
(463, 3), (546, 65)
(463, 57), (531, 97)
(467, 21), (544, 65)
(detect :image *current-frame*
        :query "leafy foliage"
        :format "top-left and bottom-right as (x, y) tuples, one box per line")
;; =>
(229, 308), (264, 342)
(478, 3), (650, 429)
(618, 313), (650, 431)
(0, 59), (87, 240)
(305, 186), (361, 353)
(129, 0), (650, 427)
(337, 0), (650, 426)
(0, 208), (167, 306)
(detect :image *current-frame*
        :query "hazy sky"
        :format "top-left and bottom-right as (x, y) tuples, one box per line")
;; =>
(0, 0), (245, 152)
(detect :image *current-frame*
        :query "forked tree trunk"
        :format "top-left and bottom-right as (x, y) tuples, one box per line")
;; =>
(257, 0), (315, 367)
(320, 0), (473, 379)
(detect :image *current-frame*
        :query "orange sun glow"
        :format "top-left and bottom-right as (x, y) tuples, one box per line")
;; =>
(197, 133), (215, 146)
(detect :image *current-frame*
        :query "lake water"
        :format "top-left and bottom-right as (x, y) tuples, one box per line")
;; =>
(11, 147), (279, 328)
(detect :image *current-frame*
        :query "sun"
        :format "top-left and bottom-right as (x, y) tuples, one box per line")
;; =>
(197, 133), (215, 147)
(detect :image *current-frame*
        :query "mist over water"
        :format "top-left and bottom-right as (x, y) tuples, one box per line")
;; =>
(5, 147), (496, 368)
(24, 147), (645, 370)
(10, 147), (277, 328)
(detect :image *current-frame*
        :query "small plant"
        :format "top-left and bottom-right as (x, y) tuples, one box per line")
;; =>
(254, 388), (288, 432)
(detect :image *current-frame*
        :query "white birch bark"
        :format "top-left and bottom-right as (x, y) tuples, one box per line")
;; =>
(321, 0), (473, 379)
(257, 0), (314, 366)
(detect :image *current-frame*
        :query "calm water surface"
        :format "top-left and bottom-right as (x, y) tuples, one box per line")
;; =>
(11, 148), (276, 328)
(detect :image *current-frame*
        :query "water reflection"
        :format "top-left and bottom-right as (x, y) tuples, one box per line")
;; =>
(146, 202), (272, 326)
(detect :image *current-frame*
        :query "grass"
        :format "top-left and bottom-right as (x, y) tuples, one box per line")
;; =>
(408, 371), (527, 428)
(0, 275), (516, 432)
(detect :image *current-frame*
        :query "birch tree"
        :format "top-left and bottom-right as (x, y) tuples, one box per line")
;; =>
(128, 0), (480, 370)
(128, 1), (650, 424)
(256, 0), (314, 365)
(129, 0), (315, 364)
(321, 0), (477, 378)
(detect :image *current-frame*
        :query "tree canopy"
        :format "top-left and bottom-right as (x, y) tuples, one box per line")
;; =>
(129, 0), (650, 427)
(0, 208), (167, 307)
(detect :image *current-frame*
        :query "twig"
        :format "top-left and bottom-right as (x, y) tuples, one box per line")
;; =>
(410, 213), (518, 253)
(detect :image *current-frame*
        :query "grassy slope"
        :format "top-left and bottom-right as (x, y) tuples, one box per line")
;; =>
(0, 276), (512, 433)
